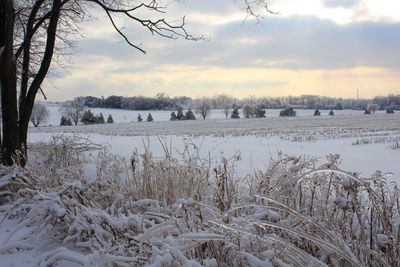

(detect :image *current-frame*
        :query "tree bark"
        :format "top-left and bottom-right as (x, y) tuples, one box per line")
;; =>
(19, 0), (62, 159)
(0, 0), (20, 165)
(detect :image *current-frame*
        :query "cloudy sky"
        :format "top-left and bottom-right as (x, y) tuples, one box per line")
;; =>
(44, 0), (400, 101)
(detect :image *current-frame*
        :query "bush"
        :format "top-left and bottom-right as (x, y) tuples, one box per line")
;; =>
(329, 109), (335, 116)
(170, 112), (177, 121)
(107, 114), (114, 123)
(231, 107), (240, 119)
(176, 108), (185, 120)
(1, 146), (398, 267)
(313, 109), (320, 116)
(185, 109), (196, 120)
(96, 112), (105, 124)
(279, 107), (296, 117)
(147, 113), (153, 122)
(60, 116), (72, 126)
(386, 108), (395, 114)
(364, 109), (371, 115)
(81, 109), (97, 125)
(137, 114), (143, 122)
(254, 105), (266, 118)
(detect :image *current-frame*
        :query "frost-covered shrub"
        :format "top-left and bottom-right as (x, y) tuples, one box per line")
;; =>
(81, 109), (96, 125)
(106, 114), (114, 123)
(1, 140), (399, 266)
(231, 107), (240, 119)
(147, 113), (153, 122)
(279, 107), (296, 117)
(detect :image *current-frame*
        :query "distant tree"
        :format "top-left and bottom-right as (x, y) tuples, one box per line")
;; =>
(137, 114), (143, 122)
(386, 108), (395, 114)
(60, 116), (71, 126)
(231, 107), (240, 119)
(81, 110), (97, 125)
(242, 105), (254, 118)
(215, 93), (233, 119)
(195, 98), (212, 119)
(254, 105), (266, 118)
(30, 103), (49, 127)
(61, 98), (86, 125)
(335, 103), (343, 110)
(147, 113), (153, 122)
(313, 109), (321, 116)
(170, 112), (177, 121)
(280, 107), (296, 117)
(364, 109), (371, 115)
(329, 109), (335, 116)
(177, 108), (185, 120)
(185, 109), (196, 120)
(96, 112), (105, 124)
(367, 103), (378, 114)
(107, 114), (114, 123)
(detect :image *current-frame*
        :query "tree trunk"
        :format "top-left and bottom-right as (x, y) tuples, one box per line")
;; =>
(0, 0), (21, 165)
(18, 0), (62, 162)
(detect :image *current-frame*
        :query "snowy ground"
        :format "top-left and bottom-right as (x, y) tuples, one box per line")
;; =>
(40, 102), (387, 126)
(29, 105), (400, 182)
(1, 104), (399, 266)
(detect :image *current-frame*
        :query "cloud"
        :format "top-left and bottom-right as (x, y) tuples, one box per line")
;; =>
(321, 0), (361, 8)
(46, 9), (400, 100)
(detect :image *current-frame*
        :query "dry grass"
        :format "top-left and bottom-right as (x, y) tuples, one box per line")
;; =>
(0, 136), (399, 266)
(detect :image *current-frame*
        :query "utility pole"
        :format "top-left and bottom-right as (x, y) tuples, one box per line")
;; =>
(357, 88), (359, 100)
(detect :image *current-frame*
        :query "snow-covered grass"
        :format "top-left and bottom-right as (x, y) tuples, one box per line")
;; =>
(0, 138), (399, 266)
(29, 111), (400, 182)
(1, 103), (398, 265)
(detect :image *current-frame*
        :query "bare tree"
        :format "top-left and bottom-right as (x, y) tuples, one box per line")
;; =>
(368, 103), (379, 114)
(195, 98), (212, 119)
(242, 104), (255, 118)
(61, 98), (86, 125)
(0, 0), (272, 165)
(30, 103), (49, 127)
(216, 93), (234, 119)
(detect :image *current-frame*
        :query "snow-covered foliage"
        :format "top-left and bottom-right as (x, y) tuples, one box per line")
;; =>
(1, 138), (399, 266)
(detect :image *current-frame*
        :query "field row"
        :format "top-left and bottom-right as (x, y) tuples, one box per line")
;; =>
(31, 113), (400, 140)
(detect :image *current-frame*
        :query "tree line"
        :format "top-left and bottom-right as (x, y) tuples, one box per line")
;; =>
(77, 94), (400, 112)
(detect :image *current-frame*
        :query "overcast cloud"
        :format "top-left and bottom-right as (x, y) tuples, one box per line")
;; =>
(45, 0), (400, 100)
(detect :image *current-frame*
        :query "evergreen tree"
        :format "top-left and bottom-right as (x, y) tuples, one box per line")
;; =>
(185, 109), (196, 120)
(314, 109), (321, 116)
(147, 113), (153, 122)
(66, 118), (72, 126)
(386, 108), (395, 114)
(60, 116), (68, 126)
(329, 109), (335, 116)
(231, 107), (240, 119)
(170, 112), (177, 121)
(279, 107), (296, 117)
(81, 109), (97, 125)
(176, 108), (184, 120)
(96, 112), (105, 124)
(254, 105), (266, 118)
(137, 114), (143, 122)
(107, 114), (114, 123)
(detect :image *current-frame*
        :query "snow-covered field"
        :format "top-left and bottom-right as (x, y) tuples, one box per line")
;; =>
(41, 102), (388, 126)
(30, 103), (400, 182)
(1, 103), (399, 266)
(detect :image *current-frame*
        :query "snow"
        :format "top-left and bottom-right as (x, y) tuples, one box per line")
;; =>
(37, 101), (389, 126)
(1, 103), (399, 266)
(28, 130), (400, 183)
